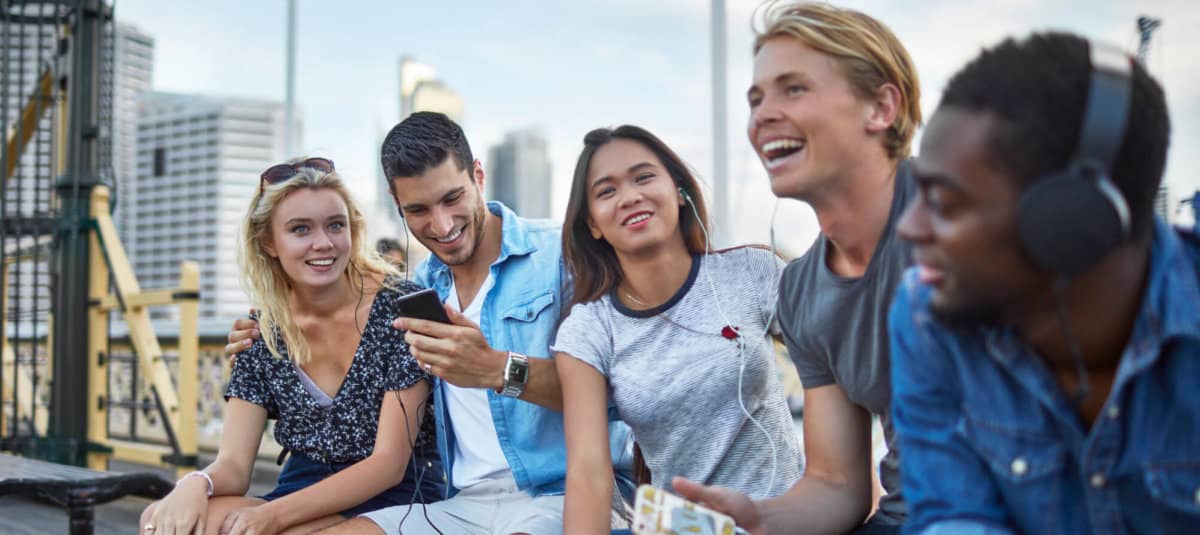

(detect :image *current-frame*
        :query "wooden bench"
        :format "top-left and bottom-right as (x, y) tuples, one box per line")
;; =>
(0, 452), (173, 535)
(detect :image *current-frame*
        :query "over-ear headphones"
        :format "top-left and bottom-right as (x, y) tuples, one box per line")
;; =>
(1017, 41), (1133, 278)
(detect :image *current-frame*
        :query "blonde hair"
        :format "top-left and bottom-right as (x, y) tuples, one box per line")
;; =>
(238, 163), (400, 364)
(754, 1), (922, 159)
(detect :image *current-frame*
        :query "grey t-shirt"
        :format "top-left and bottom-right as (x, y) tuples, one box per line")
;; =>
(552, 247), (804, 498)
(778, 160), (914, 525)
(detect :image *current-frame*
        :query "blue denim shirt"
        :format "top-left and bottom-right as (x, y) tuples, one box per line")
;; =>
(413, 201), (632, 498)
(890, 220), (1200, 535)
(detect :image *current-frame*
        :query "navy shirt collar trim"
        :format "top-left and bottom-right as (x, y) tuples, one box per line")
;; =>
(609, 253), (702, 318)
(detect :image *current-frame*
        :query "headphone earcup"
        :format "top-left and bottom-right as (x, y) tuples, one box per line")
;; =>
(1017, 172), (1126, 277)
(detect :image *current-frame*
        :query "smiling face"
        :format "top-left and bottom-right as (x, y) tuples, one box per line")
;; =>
(262, 187), (352, 291)
(897, 107), (1051, 325)
(584, 139), (685, 256)
(748, 36), (888, 199)
(391, 157), (488, 267)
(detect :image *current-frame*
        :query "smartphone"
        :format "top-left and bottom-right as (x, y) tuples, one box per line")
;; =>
(632, 484), (744, 535)
(395, 288), (452, 324)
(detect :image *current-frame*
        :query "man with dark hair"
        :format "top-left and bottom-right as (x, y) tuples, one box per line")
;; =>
(375, 238), (406, 270)
(229, 112), (630, 535)
(890, 32), (1197, 533)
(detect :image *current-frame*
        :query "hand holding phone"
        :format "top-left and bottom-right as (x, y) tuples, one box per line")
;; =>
(632, 484), (747, 535)
(395, 288), (451, 324)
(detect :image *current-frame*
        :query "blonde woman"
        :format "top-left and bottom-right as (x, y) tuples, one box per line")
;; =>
(139, 158), (442, 535)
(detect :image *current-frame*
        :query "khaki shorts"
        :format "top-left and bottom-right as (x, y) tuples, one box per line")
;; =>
(361, 474), (564, 535)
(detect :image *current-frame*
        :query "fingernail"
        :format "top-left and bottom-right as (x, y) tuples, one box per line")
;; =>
(244, 339), (251, 347)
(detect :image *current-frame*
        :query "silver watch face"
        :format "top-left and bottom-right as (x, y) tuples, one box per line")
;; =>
(507, 358), (529, 385)
(501, 354), (529, 397)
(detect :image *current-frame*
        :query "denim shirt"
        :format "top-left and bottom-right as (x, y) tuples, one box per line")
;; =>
(890, 220), (1200, 535)
(413, 201), (632, 498)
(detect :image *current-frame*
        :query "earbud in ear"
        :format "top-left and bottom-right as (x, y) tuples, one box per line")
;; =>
(678, 187), (691, 204)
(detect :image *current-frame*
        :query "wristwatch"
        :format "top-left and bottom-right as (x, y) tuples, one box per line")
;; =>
(498, 352), (530, 398)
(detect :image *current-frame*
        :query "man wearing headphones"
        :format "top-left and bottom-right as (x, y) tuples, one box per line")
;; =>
(890, 32), (1196, 533)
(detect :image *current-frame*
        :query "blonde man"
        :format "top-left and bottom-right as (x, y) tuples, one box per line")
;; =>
(676, 3), (920, 534)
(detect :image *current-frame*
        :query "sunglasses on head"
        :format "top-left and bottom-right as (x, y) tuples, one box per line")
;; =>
(258, 157), (335, 194)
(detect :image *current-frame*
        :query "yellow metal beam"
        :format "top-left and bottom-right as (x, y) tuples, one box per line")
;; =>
(87, 186), (201, 472)
(88, 201), (112, 470)
(106, 438), (176, 467)
(175, 261), (201, 473)
(3, 68), (54, 182)
(1, 264), (6, 437)
(94, 289), (189, 311)
(89, 187), (179, 419)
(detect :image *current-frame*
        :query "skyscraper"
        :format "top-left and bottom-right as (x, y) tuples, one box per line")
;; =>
(132, 92), (288, 324)
(1154, 183), (1171, 223)
(398, 56), (463, 122)
(112, 22), (155, 245)
(373, 57), (464, 244)
(487, 128), (552, 219)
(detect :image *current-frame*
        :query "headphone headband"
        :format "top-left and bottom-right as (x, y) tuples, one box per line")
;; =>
(1073, 42), (1132, 172)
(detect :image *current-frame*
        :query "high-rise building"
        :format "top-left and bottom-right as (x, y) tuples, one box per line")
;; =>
(398, 56), (463, 123)
(112, 22), (155, 245)
(1154, 183), (1171, 222)
(373, 57), (464, 244)
(132, 92), (288, 323)
(487, 128), (552, 219)
(2, 6), (58, 338)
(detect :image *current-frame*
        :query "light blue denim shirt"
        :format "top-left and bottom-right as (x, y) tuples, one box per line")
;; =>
(413, 201), (632, 498)
(890, 219), (1200, 535)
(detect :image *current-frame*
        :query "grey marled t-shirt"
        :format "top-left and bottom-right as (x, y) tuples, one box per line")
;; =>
(552, 247), (804, 498)
(778, 160), (915, 525)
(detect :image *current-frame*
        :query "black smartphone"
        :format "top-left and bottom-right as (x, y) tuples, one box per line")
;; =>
(395, 288), (452, 324)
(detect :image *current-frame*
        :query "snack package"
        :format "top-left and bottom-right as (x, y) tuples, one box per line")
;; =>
(631, 484), (743, 535)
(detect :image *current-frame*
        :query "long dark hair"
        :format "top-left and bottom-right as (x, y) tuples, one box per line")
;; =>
(563, 126), (711, 307)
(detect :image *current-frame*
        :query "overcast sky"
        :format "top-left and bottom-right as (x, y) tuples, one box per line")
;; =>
(115, 0), (1199, 254)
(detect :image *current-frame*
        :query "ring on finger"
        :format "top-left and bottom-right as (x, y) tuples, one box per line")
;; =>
(144, 524), (156, 533)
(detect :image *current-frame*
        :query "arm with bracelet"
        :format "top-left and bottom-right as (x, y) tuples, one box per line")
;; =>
(139, 398), (268, 535)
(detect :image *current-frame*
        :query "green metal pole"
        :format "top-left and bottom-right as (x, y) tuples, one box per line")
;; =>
(47, 0), (108, 465)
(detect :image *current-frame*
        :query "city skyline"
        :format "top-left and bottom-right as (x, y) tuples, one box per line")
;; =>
(111, 0), (1200, 254)
(131, 91), (289, 324)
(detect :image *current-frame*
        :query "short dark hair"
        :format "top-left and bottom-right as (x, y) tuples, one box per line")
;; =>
(380, 111), (474, 181)
(939, 32), (1170, 239)
(375, 238), (403, 254)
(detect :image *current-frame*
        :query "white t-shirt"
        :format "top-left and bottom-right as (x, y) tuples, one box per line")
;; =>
(443, 274), (511, 489)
